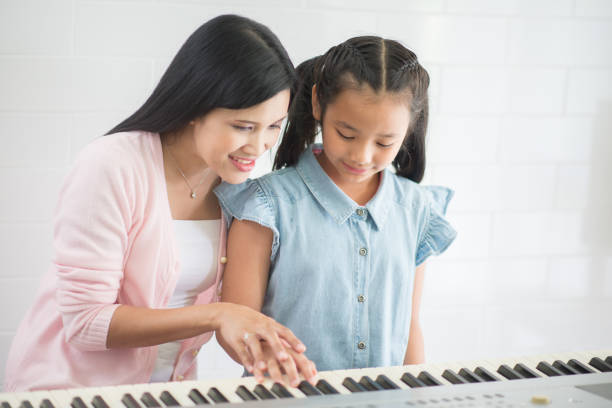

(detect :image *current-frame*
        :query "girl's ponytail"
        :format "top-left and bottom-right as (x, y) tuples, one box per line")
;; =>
(273, 56), (321, 170)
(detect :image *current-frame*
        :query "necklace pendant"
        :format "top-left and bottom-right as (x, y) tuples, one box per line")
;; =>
(191, 192), (196, 199)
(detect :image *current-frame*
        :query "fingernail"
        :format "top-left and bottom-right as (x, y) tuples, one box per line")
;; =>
(246, 365), (253, 372)
(258, 361), (267, 370)
(297, 343), (306, 352)
(291, 379), (299, 387)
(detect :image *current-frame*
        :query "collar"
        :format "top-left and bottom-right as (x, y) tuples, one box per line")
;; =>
(295, 144), (391, 230)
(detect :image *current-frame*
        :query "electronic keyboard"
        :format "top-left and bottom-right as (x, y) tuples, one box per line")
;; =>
(2, 349), (611, 407)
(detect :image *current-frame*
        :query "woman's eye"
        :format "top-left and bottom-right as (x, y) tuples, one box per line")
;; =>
(232, 125), (253, 132)
(377, 142), (393, 148)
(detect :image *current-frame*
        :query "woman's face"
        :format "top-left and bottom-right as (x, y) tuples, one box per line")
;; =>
(192, 89), (290, 184)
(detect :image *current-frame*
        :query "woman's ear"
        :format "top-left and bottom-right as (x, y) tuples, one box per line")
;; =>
(311, 84), (321, 121)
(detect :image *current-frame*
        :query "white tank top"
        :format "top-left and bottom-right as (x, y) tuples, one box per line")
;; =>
(149, 219), (220, 382)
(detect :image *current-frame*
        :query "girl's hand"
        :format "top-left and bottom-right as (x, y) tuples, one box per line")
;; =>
(213, 302), (307, 379)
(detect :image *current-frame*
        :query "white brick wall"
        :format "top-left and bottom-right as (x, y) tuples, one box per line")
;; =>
(1, 0), (611, 385)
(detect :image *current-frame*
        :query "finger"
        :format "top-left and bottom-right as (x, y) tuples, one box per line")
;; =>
(297, 356), (318, 385)
(245, 335), (267, 373)
(267, 356), (284, 386)
(233, 342), (254, 373)
(257, 330), (289, 361)
(276, 325), (306, 353)
(279, 352), (300, 388)
(253, 365), (265, 384)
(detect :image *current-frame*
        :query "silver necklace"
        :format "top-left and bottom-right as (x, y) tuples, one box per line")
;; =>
(167, 149), (207, 199)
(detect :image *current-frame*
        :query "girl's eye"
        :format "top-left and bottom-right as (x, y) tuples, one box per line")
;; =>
(337, 130), (354, 140)
(232, 125), (253, 132)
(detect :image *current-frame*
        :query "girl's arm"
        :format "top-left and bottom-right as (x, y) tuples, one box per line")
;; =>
(403, 263), (426, 365)
(219, 219), (317, 386)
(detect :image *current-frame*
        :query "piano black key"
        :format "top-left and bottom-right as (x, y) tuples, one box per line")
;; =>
(253, 385), (276, 400)
(474, 366), (500, 382)
(297, 381), (321, 396)
(552, 360), (580, 375)
(270, 383), (293, 399)
(342, 377), (367, 392)
(418, 371), (443, 386)
(207, 387), (229, 403)
(40, 399), (55, 408)
(235, 385), (257, 401)
(70, 397), (88, 408)
(589, 357), (612, 372)
(514, 363), (541, 378)
(1, 402), (10, 408)
(121, 394), (142, 408)
(187, 389), (209, 405)
(376, 374), (400, 390)
(359, 376), (384, 391)
(139, 392), (161, 408)
(158, 391), (180, 407)
(536, 361), (564, 377)
(458, 368), (485, 383)
(607, 356), (612, 365)
(18, 401), (33, 408)
(567, 359), (595, 374)
(442, 369), (468, 384)
(401, 372), (426, 388)
(92, 395), (110, 408)
(315, 379), (339, 395)
(497, 364), (524, 380)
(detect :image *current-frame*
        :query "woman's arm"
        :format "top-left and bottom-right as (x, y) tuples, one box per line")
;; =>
(404, 262), (426, 365)
(219, 219), (316, 386)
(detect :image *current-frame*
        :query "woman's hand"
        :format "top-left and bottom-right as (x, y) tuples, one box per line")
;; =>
(258, 339), (318, 387)
(212, 302), (314, 384)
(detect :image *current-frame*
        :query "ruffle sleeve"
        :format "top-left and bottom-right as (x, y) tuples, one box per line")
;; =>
(415, 186), (457, 266)
(214, 179), (280, 260)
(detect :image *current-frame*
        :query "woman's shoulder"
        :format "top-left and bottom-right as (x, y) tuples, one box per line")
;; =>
(78, 131), (158, 164)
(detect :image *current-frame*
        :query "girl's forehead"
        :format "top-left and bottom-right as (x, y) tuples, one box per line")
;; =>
(326, 87), (411, 130)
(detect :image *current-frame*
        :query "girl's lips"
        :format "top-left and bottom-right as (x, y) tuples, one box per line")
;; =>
(342, 161), (368, 175)
(229, 155), (256, 172)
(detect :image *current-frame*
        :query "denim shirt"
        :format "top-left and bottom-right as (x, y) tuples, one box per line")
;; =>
(214, 144), (457, 371)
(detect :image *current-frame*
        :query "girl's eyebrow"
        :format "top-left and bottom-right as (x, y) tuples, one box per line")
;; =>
(335, 120), (397, 138)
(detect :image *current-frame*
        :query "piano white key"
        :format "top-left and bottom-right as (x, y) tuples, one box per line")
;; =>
(0, 392), (20, 408)
(48, 389), (75, 408)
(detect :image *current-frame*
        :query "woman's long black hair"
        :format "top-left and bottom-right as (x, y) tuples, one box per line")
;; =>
(274, 36), (429, 183)
(107, 14), (295, 136)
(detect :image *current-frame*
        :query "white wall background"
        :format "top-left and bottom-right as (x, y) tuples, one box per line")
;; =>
(1, 0), (611, 385)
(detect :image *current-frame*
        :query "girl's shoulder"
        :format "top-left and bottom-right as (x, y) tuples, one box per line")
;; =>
(386, 172), (453, 214)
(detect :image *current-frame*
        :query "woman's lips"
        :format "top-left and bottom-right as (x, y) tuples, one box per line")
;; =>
(229, 155), (256, 172)
(342, 161), (368, 174)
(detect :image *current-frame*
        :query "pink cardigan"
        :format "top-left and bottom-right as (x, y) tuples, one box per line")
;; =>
(4, 132), (226, 391)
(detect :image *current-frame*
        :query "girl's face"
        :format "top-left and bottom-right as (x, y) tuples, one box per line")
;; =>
(192, 89), (290, 184)
(314, 85), (410, 188)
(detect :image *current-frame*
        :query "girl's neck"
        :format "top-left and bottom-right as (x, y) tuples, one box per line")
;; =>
(316, 152), (381, 206)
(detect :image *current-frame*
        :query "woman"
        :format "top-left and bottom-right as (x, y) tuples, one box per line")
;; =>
(4, 14), (315, 392)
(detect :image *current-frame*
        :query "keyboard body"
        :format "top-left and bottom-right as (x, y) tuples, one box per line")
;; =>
(2, 349), (611, 407)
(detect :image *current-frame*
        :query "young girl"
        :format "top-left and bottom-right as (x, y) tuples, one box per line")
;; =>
(4, 15), (315, 392)
(216, 36), (457, 372)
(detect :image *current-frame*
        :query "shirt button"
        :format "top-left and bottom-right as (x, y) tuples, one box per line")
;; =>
(357, 341), (366, 350)
(357, 294), (366, 303)
(177, 375), (184, 381)
(359, 247), (367, 256)
(220, 256), (228, 264)
(356, 208), (365, 217)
